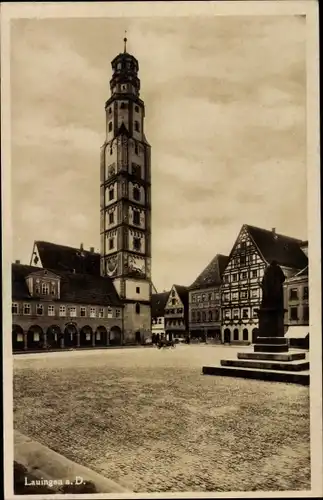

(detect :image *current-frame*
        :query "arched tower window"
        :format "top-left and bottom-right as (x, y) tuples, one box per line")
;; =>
(133, 187), (140, 201)
(134, 120), (140, 132)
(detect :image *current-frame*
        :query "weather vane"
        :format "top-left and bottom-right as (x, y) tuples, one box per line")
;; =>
(124, 30), (127, 53)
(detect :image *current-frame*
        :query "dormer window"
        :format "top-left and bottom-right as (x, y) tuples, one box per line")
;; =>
(42, 283), (49, 295)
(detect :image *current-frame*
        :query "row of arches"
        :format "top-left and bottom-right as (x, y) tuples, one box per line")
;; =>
(12, 324), (122, 351)
(223, 328), (259, 343)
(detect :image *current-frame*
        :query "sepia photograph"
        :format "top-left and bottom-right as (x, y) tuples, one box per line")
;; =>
(1, 1), (321, 498)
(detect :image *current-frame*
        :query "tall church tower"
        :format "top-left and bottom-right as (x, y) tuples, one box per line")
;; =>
(100, 38), (151, 344)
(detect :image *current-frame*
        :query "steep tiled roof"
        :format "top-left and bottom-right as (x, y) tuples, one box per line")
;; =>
(246, 225), (308, 270)
(151, 292), (169, 318)
(189, 254), (229, 290)
(173, 285), (189, 308)
(34, 241), (100, 275)
(12, 264), (122, 306)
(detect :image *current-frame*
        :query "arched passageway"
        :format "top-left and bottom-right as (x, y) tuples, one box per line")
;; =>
(95, 326), (108, 346)
(80, 325), (94, 347)
(46, 325), (62, 348)
(12, 324), (24, 351)
(224, 328), (231, 344)
(109, 326), (122, 346)
(27, 325), (44, 349)
(64, 324), (78, 347)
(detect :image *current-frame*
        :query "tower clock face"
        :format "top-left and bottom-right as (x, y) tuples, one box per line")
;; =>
(106, 255), (118, 276)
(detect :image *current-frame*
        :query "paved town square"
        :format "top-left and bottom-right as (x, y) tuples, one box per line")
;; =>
(13, 345), (310, 493)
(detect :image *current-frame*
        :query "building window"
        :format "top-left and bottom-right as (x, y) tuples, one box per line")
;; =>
(241, 271), (247, 280)
(201, 311), (206, 322)
(215, 292), (220, 300)
(135, 105), (139, 112)
(232, 274), (238, 282)
(120, 102), (126, 109)
(51, 282), (56, 295)
(133, 237), (141, 251)
(36, 304), (43, 316)
(132, 164), (141, 178)
(80, 307), (86, 317)
(242, 308), (249, 319)
(191, 295), (196, 303)
(214, 309), (219, 320)
(59, 305), (66, 317)
(249, 254), (256, 264)
(135, 303), (140, 314)
(251, 270), (258, 279)
(224, 309), (231, 319)
(171, 298), (176, 306)
(289, 288), (298, 300)
(201, 294), (206, 301)
(303, 306), (309, 322)
(108, 107), (112, 114)
(196, 311), (201, 322)
(133, 187), (140, 201)
(240, 241), (247, 251)
(251, 288), (258, 298)
(90, 307), (96, 318)
(233, 309), (239, 319)
(197, 295), (201, 303)
(69, 307), (77, 317)
(134, 120), (140, 132)
(48, 305), (55, 316)
(109, 212), (114, 224)
(232, 291), (239, 301)
(109, 188), (114, 201)
(191, 311), (196, 322)
(42, 282), (49, 295)
(136, 286), (140, 293)
(233, 329), (239, 341)
(110, 147), (113, 155)
(290, 307), (298, 321)
(158, 318), (162, 324)
(252, 308), (258, 318)
(35, 284), (40, 294)
(99, 308), (104, 318)
(135, 143), (139, 155)
(108, 121), (113, 132)
(12, 303), (18, 314)
(224, 275), (229, 283)
(303, 286), (309, 300)
(109, 238), (114, 250)
(133, 210), (140, 225)
(240, 290), (248, 299)
(23, 303), (31, 315)
(208, 310), (213, 321)
(243, 329), (249, 341)
(107, 307), (113, 318)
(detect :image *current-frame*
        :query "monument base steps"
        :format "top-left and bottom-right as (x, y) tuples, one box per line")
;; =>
(202, 336), (310, 385)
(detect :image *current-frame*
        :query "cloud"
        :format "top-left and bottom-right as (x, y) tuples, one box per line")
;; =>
(10, 15), (307, 292)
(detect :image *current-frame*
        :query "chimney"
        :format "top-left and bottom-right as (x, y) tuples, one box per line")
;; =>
(272, 227), (278, 240)
(272, 228), (276, 234)
(15, 259), (20, 265)
(80, 243), (84, 251)
(90, 246), (95, 253)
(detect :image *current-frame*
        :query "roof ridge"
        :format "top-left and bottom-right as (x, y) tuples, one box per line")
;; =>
(36, 241), (100, 254)
(245, 225), (303, 243)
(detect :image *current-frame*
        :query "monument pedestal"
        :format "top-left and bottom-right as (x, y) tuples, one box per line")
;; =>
(203, 336), (309, 385)
(257, 307), (285, 337)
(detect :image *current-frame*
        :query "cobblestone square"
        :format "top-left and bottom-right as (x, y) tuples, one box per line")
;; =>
(13, 345), (310, 493)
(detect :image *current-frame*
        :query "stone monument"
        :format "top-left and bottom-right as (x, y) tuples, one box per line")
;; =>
(257, 260), (286, 338)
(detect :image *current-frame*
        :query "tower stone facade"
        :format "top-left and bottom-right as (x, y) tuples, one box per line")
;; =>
(100, 42), (152, 344)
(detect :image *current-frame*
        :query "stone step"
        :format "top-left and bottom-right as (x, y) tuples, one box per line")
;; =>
(254, 344), (289, 353)
(237, 351), (306, 362)
(202, 365), (309, 385)
(255, 337), (288, 345)
(221, 358), (309, 372)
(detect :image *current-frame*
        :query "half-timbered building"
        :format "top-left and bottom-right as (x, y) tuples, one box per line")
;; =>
(221, 225), (308, 344)
(151, 291), (169, 342)
(164, 285), (189, 341)
(189, 254), (229, 342)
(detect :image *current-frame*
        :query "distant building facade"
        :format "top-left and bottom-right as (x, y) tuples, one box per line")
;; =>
(164, 285), (189, 341)
(12, 246), (123, 352)
(221, 225), (308, 344)
(284, 265), (309, 328)
(189, 254), (228, 342)
(151, 291), (169, 341)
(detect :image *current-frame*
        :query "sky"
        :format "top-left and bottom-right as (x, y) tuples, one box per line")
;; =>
(10, 14), (307, 292)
